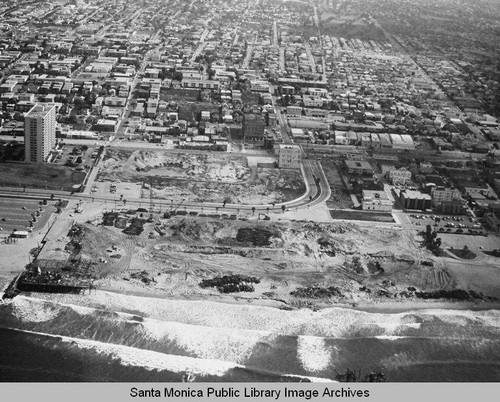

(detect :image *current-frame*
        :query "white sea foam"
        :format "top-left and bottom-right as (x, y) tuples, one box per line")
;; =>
(66, 304), (95, 316)
(420, 309), (500, 329)
(374, 335), (407, 341)
(4, 326), (335, 381)
(76, 291), (426, 338)
(27, 291), (500, 340)
(18, 296), (96, 316)
(141, 318), (276, 363)
(11, 296), (60, 323)
(297, 336), (333, 372)
(380, 351), (414, 369)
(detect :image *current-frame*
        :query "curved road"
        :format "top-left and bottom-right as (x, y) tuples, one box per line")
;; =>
(0, 158), (331, 216)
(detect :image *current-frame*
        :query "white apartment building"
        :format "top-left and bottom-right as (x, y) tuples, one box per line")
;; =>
(24, 103), (56, 163)
(249, 80), (270, 92)
(278, 144), (302, 169)
(464, 184), (497, 199)
(431, 186), (462, 207)
(362, 190), (393, 211)
(286, 106), (303, 116)
(181, 78), (220, 90)
(389, 167), (412, 185)
(302, 95), (324, 108)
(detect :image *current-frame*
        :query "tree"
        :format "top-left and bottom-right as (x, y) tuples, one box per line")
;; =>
(281, 205), (286, 213)
(434, 238), (442, 249)
(172, 71), (183, 81)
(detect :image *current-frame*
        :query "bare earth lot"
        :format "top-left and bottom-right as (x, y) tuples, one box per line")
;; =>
(33, 211), (500, 310)
(96, 149), (305, 204)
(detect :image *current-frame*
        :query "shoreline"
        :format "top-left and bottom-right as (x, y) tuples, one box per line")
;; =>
(88, 280), (500, 315)
(4, 274), (500, 315)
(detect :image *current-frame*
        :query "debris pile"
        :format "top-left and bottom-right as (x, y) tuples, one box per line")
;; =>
(199, 275), (260, 293)
(236, 228), (277, 246)
(290, 285), (343, 299)
(415, 289), (496, 301)
(123, 218), (147, 235)
(130, 270), (156, 284)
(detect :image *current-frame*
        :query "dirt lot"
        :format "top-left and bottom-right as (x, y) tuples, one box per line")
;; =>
(36, 211), (500, 309)
(0, 162), (87, 191)
(96, 149), (305, 204)
(321, 160), (353, 209)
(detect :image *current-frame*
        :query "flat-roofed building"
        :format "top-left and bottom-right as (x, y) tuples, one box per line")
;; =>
(464, 184), (497, 200)
(400, 190), (432, 211)
(361, 132), (372, 147)
(345, 160), (373, 175)
(243, 113), (266, 145)
(441, 199), (465, 215)
(24, 103), (56, 163)
(431, 186), (462, 208)
(370, 133), (380, 148)
(485, 212), (500, 234)
(182, 78), (220, 90)
(286, 106), (303, 116)
(362, 190), (393, 211)
(250, 80), (270, 92)
(278, 144), (301, 169)
(389, 167), (412, 185)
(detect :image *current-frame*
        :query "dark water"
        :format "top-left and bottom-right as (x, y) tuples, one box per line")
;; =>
(1, 295), (500, 382)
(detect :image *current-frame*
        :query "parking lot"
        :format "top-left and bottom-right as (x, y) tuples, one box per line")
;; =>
(51, 143), (100, 168)
(0, 197), (59, 235)
(407, 213), (485, 236)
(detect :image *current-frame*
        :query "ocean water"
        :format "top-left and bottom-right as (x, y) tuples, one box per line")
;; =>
(1, 293), (500, 382)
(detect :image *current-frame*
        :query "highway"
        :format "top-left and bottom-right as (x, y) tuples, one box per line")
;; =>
(0, 157), (331, 217)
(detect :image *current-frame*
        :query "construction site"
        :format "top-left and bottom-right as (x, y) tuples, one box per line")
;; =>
(94, 149), (305, 204)
(16, 203), (497, 309)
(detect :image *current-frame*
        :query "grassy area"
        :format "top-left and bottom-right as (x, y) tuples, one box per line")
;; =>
(160, 88), (200, 102)
(0, 142), (24, 162)
(177, 102), (220, 122)
(330, 210), (395, 222)
(0, 162), (86, 191)
(448, 248), (477, 260)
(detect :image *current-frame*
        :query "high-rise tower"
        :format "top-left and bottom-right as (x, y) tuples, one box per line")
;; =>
(24, 103), (56, 163)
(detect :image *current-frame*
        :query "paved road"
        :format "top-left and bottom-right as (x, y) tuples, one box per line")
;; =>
(0, 157), (331, 215)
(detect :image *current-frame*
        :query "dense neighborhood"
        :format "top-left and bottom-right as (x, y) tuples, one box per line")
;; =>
(1, 0), (500, 385)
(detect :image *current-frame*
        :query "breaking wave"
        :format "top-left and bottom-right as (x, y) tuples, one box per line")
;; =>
(1, 293), (500, 381)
